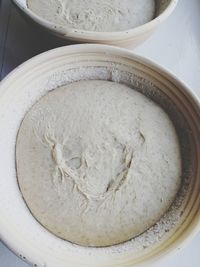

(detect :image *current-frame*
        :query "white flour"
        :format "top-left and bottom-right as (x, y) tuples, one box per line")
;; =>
(16, 80), (181, 247)
(27, 0), (155, 31)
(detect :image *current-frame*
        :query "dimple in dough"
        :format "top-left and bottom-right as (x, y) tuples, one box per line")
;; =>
(27, 0), (156, 32)
(16, 80), (181, 247)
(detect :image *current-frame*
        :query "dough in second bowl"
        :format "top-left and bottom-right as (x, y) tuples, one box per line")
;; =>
(16, 80), (181, 247)
(27, 0), (156, 32)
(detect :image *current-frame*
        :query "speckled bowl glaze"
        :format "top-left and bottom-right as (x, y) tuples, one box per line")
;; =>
(12, 0), (178, 48)
(0, 44), (200, 267)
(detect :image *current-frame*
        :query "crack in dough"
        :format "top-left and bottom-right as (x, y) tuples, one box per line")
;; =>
(41, 132), (142, 214)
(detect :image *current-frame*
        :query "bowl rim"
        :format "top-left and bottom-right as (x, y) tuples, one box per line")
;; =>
(0, 44), (200, 267)
(12, 0), (178, 41)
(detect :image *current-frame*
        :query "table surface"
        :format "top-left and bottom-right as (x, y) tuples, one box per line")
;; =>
(0, 0), (200, 266)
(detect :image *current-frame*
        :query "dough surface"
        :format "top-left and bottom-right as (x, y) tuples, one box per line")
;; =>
(27, 0), (155, 32)
(16, 80), (181, 247)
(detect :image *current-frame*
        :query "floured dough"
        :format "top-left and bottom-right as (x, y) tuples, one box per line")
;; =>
(27, 0), (156, 32)
(16, 80), (181, 247)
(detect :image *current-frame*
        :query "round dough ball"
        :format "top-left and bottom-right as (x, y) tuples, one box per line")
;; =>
(16, 80), (181, 247)
(27, 0), (155, 32)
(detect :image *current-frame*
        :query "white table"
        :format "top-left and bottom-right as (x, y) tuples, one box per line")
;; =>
(0, 0), (200, 266)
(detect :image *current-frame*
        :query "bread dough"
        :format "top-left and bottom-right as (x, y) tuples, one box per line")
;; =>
(16, 80), (181, 247)
(27, 0), (155, 32)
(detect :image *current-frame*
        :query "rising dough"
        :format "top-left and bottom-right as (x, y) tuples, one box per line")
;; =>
(16, 80), (181, 247)
(27, 0), (155, 32)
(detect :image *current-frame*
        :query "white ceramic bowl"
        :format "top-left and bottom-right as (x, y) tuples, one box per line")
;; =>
(0, 44), (200, 267)
(12, 0), (178, 48)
